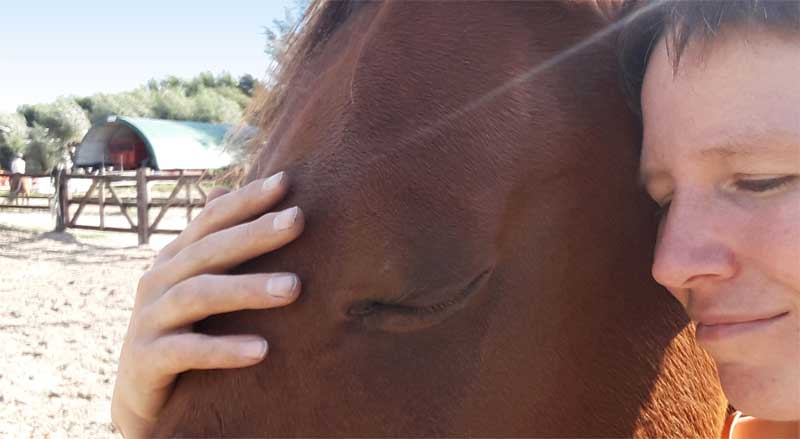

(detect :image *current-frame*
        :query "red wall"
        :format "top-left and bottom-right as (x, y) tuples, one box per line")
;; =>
(107, 125), (149, 170)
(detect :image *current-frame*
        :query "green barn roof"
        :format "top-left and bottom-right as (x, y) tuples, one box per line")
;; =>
(75, 116), (251, 170)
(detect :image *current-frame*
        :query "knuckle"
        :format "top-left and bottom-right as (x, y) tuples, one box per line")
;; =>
(135, 302), (159, 331)
(236, 276), (266, 305)
(126, 338), (149, 364)
(180, 334), (216, 369)
(159, 341), (186, 373)
(166, 274), (226, 321)
(198, 197), (224, 224)
(165, 276), (205, 313)
(157, 333), (198, 373)
(136, 270), (159, 297)
(157, 238), (183, 261)
(206, 186), (229, 203)
(241, 218), (265, 243)
(177, 240), (214, 270)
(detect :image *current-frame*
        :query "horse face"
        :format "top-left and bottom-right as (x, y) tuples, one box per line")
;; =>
(157, 2), (726, 436)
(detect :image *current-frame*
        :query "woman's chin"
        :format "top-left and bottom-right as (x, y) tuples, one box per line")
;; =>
(718, 363), (800, 421)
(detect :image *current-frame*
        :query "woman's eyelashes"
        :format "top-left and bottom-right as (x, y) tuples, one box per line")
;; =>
(654, 199), (672, 221)
(733, 175), (797, 193)
(650, 175), (798, 222)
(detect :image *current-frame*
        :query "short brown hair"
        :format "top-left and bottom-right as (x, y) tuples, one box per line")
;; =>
(619, 0), (800, 117)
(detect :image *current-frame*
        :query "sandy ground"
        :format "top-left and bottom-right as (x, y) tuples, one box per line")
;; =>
(0, 209), (175, 438)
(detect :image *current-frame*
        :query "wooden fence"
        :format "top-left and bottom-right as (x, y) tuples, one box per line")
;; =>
(0, 172), (53, 211)
(1, 169), (209, 244)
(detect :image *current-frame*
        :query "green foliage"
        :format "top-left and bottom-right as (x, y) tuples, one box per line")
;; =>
(18, 97), (91, 145)
(3, 3), (311, 172)
(8, 71), (261, 170)
(211, 85), (252, 110)
(152, 88), (193, 120)
(87, 89), (156, 123)
(25, 124), (59, 173)
(237, 74), (258, 97)
(0, 113), (30, 170)
(191, 88), (245, 123)
(0, 112), (30, 152)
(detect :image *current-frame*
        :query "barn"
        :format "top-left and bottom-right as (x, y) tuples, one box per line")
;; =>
(73, 116), (249, 171)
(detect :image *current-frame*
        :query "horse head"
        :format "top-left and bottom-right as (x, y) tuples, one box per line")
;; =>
(155, 2), (727, 436)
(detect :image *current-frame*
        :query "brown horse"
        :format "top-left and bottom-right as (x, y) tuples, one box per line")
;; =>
(155, 1), (727, 437)
(7, 174), (31, 205)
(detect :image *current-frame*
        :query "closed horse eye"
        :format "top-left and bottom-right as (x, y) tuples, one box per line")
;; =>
(345, 268), (493, 332)
(347, 301), (380, 317)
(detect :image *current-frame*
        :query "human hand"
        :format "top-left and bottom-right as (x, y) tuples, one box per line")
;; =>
(111, 172), (303, 438)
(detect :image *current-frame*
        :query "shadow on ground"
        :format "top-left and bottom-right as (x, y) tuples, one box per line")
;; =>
(0, 224), (154, 265)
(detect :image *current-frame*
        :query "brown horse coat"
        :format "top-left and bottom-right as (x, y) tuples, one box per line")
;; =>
(155, 1), (727, 437)
(8, 174), (31, 205)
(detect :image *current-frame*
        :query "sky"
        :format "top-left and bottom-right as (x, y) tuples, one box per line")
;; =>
(0, 0), (296, 113)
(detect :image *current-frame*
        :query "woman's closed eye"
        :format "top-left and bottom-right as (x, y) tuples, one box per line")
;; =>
(733, 175), (798, 193)
(654, 199), (672, 221)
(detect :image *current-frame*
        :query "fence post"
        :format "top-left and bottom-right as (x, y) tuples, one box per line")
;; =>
(99, 167), (105, 229)
(55, 169), (69, 232)
(136, 167), (150, 245)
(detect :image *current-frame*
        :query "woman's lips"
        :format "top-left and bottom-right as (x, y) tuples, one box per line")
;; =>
(695, 312), (789, 343)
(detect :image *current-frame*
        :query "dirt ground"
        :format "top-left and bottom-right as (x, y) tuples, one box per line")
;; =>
(0, 210), (174, 438)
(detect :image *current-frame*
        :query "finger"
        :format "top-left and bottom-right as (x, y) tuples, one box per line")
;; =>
(153, 186), (231, 266)
(153, 333), (270, 375)
(206, 186), (229, 203)
(147, 273), (300, 331)
(151, 206), (304, 290)
(159, 172), (289, 262)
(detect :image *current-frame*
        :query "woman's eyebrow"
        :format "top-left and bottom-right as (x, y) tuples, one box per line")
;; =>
(697, 132), (800, 160)
(637, 135), (799, 188)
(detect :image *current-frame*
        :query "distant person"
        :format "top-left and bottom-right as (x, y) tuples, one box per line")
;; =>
(61, 148), (74, 173)
(8, 152), (30, 204)
(10, 152), (25, 175)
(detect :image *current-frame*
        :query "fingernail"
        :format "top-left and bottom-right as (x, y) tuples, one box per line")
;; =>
(262, 172), (284, 191)
(266, 273), (297, 298)
(273, 206), (298, 230)
(242, 339), (268, 360)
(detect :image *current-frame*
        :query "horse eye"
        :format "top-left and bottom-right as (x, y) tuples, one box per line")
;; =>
(347, 301), (380, 317)
(344, 267), (494, 332)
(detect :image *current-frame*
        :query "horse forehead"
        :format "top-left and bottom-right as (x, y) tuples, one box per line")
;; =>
(305, 3), (581, 182)
(262, 1), (611, 181)
(264, 0), (623, 221)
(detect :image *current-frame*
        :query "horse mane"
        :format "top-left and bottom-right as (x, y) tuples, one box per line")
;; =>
(242, 0), (362, 161)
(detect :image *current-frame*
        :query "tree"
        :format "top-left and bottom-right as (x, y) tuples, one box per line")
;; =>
(15, 98), (91, 170)
(30, 98), (91, 144)
(152, 88), (193, 120)
(6, 71), (259, 169)
(87, 89), (156, 123)
(0, 112), (30, 170)
(24, 124), (59, 173)
(213, 84), (252, 110)
(0, 112), (30, 152)
(191, 88), (244, 124)
(238, 74), (258, 97)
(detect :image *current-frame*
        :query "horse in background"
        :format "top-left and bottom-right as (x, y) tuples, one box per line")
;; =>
(7, 174), (31, 205)
(155, 1), (728, 437)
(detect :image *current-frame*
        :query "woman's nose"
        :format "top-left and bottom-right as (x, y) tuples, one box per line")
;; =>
(651, 193), (738, 292)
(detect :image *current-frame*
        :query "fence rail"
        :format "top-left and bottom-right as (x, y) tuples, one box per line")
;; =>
(0, 172), (52, 211)
(1, 169), (210, 244)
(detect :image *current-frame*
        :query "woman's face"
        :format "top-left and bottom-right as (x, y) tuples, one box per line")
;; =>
(640, 30), (800, 421)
